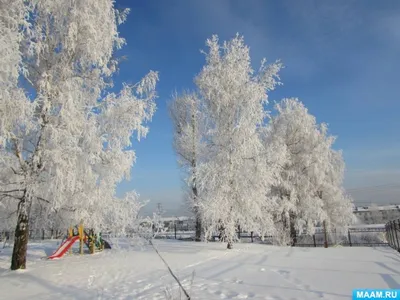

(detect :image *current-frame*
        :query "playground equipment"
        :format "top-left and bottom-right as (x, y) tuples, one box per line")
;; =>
(48, 221), (111, 260)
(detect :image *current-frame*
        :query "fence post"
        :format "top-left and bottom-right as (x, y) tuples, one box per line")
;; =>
(251, 231), (254, 243)
(390, 223), (395, 247)
(392, 221), (399, 250)
(348, 229), (352, 247)
(397, 220), (400, 252)
(174, 223), (177, 240)
(390, 222), (395, 248)
(385, 224), (390, 246)
(393, 221), (399, 250)
(237, 225), (241, 240)
(392, 221), (396, 248)
(313, 234), (316, 247)
(388, 222), (394, 247)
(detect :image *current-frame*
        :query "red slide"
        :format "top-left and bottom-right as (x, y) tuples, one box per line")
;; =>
(48, 236), (80, 259)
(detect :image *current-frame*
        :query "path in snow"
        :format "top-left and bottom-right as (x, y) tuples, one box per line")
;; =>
(0, 239), (399, 299)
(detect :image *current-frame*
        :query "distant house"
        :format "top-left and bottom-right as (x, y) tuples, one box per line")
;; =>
(160, 216), (195, 231)
(155, 205), (399, 230)
(353, 205), (400, 224)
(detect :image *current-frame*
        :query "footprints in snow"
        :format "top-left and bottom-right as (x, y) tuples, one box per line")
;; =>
(273, 269), (325, 299)
(204, 277), (256, 299)
(210, 289), (256, 299)
(231, 277), (244, 284)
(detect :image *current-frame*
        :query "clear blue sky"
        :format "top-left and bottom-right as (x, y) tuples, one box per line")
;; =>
(114, 0), (400, 215)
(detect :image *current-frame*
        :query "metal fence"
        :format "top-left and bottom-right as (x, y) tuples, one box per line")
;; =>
(385, 219), (400, 252)
(1, 224), (389, 249)
(294, 227), (387, 247)
(1, 229), (65, 243)
(154, 225), (388, 247)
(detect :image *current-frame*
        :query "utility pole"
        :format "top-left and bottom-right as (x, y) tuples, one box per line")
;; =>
(157, 203), (162, 213)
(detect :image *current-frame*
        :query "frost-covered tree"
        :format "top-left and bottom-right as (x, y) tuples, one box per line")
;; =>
(265, 98), (353, 244)
(0, 0), (158, 270)
(366, 204), (385, 224)
(195, 34), (282, 249)
(169, 92), (205, 241)
(0, 0), (32, 254)
(318, 148), (354, 229)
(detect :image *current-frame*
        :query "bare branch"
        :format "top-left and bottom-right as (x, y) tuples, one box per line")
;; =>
(0, 181), (24, 186)
(36, 197), (50, 204)
(7, 210), (18, 219)
(0, 189), (25, 194)
(10, 166), (23, 176)
(0, 194), (23, 201)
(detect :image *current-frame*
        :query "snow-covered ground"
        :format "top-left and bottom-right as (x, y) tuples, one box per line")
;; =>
(0, 239), (399, 299)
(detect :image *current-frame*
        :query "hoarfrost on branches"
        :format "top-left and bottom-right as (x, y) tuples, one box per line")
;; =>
(265, 98), (353, 244)
(170, 36), (353, 248)
(194, 34), (282, 248)
(169, 91), (205, 241)
(0, 0), (158, 269)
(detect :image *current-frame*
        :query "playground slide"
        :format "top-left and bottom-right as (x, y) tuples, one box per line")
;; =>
(48, 236), (80, 259)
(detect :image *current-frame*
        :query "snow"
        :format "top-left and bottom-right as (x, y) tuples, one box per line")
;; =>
(348, 224), (386, 229)
(1, 239), (399, 299)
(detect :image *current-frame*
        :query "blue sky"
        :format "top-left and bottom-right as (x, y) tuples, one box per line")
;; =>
(113, 0), (400, 215)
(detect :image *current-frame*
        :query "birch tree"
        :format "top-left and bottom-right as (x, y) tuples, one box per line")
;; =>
(195, 34), (282, 249)
(319, 149), (354, 229)
(169, 92), (204, 241)
(0, 0), (158, 270)
(266, 98), (353, 244)
(0, 0), (33, 259)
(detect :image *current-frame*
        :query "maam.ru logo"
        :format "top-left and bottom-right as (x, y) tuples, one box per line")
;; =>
(353, 289), (400, 299)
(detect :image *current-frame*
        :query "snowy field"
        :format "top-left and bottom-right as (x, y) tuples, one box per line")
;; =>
(0, 240), (399, 300)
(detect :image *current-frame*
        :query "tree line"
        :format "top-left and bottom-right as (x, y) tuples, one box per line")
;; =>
(0, 1), (353, 270)
(169, 35), (354, 249)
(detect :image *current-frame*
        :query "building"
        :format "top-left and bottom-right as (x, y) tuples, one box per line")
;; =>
(353, 205), (400, 224)
(157, 205), (400, 229)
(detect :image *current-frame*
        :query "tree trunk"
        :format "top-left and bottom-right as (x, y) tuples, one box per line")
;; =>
(218, 223), (225, 242)
(282, 211), (287, 231)
(289, 211), (297, 246)
(323, 220), (328, 248)
(11, 196), (31, 270)
(191, 102), (201, 242)
(192, 185), (202, 242)
(281, 211), (290, 245)
(195, 214), (202, 242)
(227, 242), (233, 249)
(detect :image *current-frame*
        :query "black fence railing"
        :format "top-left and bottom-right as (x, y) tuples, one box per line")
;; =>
(154, 225), (388, 247)
(1, 229), (65, 243)
(385, 219), (400, 252)
(1, 224), (389, 249)
(294, 227), (387, 247)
